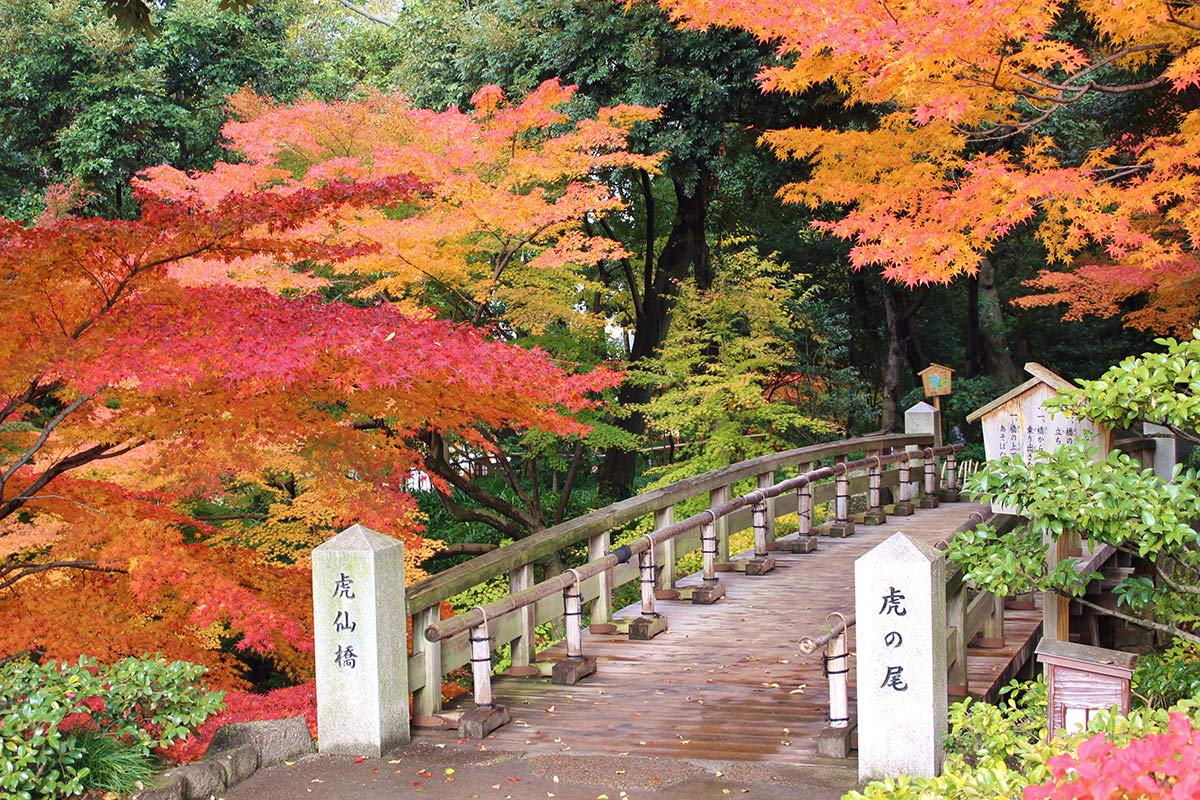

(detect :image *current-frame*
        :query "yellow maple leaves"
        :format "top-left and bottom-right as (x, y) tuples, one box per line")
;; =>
(656, 0), (1200, 330)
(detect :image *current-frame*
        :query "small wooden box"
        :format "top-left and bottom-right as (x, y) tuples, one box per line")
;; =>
(1036, 639), (1137, 734)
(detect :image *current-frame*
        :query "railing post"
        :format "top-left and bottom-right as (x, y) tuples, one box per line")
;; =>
(893, 453), (915, 516)
(825, 456), (856, 537)
(458, 616), (510, 738)
(946, 578), (967, 697)
(588, 531), (613, 630)
(653, 506), (679, 599)
(746, 490), (777, 575)
(552, 571), (597, 684)
(313, 525), (410, 756)
(692, 517), (726, 604)
(920, 447), (940, 509)
(711, 485), (730, 564)
(756, 471), (777, 543)
(816, 614), (853, 758)
(979, 593), (1006, 649)
(506, 564), (540, 676)
(939, 448), (961, 503)
(411, 605), (444, 724)
(630, 536), (669, 640)
(782, 463), (818, 553)
(863, 452), (888, 525)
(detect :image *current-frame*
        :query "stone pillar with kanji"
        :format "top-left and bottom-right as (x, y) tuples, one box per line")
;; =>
(313, 524), (410, 756)
(855, 532), (947, 781)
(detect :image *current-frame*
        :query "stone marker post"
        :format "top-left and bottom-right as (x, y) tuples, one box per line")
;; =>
(313, 524), (410, 757)
(855, 532), (947, 782)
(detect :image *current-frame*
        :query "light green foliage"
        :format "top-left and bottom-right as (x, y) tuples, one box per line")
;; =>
(635, 242), (839, 483)
(1132, 639), (1200, 709)
(953, 446), (1200, 599)
(954, 332), (1200, 642)
(1045, 332), (1200, 446)
(0, 655), (224, 799)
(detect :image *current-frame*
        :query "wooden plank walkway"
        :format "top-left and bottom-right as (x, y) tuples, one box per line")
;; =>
(422, 502), (1039, 765)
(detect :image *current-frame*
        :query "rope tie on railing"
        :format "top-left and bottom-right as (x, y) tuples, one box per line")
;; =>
(563, 568), (586, 660)
(823, 611), (851, 725)
(637, 535), (657, 586)
(469, 606), (492, 668)
(821, 651), (849, 677)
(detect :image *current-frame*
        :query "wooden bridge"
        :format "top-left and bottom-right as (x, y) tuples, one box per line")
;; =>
(427, 503), (1039, 764)
(392, 429), (1046, 766)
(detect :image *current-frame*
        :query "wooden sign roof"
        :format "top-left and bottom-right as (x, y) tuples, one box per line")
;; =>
(965, 362), (1074, 424)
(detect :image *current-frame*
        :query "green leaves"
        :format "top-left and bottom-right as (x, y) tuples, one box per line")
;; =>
(1046, 331), (1200, 446)
(0, 654), (225, 798)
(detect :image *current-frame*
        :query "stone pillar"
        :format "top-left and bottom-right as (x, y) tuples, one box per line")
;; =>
(313, 524), (410, 757)
(1144, 422), (1178, 481)
(905, 401), (942, 447)
(855, 533), (947, 782)
(904, 402), (940, 504)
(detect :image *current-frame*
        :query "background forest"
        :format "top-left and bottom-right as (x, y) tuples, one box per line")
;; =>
(2, 0), (1195, 794)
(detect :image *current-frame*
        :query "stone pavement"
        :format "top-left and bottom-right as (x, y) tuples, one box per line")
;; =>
(217, 740), (859, 800)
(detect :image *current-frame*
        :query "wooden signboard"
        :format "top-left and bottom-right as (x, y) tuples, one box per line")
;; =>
(966, 363), (1111, 481)
(918, 363), (954, 398)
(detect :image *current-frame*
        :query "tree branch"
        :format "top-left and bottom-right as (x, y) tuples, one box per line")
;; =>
(1070, 593), (1200, 646)
(0, 559), (126, 592)
(424, 433), (541, 533)
(598, 216), (643, 322)
(334, 0), (397, 29)
(555, 440), (584, 525)
(421, 542), (499, 561)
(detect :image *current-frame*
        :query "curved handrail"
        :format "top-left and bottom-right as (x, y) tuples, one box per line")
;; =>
(406, 432), (936, 615)
(427, 443), (963, 642)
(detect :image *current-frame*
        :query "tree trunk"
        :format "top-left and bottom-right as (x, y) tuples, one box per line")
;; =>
(881, 287), (905, 432)
(598, 172), (713, 498)
(966, 274), (982, 377)
(976, 258), (1023, 385)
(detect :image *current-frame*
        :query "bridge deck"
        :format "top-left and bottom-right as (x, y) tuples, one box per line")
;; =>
(424, 502), (1039, 765)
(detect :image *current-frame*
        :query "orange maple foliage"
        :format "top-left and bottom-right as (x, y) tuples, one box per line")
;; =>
(137, 79), (663, 334)
(654, 0), (1200, 332)
(0, 165), (620, 686)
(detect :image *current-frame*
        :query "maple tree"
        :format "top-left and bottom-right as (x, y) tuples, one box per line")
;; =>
(654, 0), (1200, 334)
(0, 163), (618, 686)
(134, 79), (660, 536)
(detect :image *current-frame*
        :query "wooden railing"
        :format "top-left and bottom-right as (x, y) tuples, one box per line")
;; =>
(414, 434), (963, 734)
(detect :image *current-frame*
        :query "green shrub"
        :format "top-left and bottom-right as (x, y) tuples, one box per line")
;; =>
(71, 730), (158, 795)
(0, 655), (224, 800)
(1133, 639), (1200, 709)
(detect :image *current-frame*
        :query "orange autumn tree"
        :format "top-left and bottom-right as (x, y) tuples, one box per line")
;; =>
(654, 0), (1200, 333)
(0, 172), (618, 687)
(136, 79), (662, 538)
(141, 79), (662, 334)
